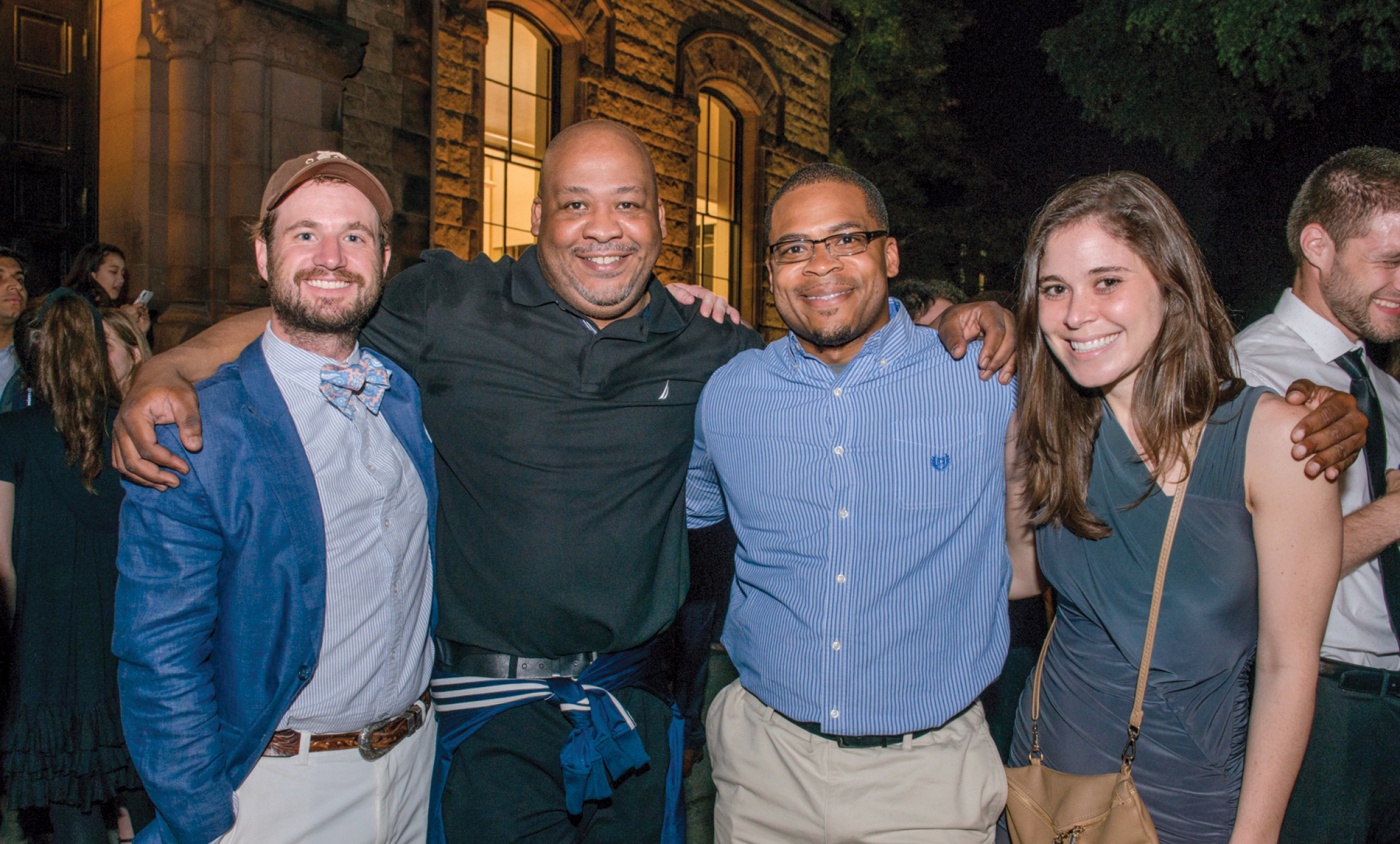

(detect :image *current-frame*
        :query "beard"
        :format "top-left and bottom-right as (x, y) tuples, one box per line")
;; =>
(799, 322), (864, 348)
(266, 252), (383, 340)
(1320, 261), (1400, 344)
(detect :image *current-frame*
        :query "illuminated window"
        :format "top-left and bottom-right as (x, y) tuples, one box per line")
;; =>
(484, 8), (554, 259)
(695, 92), (739, 302)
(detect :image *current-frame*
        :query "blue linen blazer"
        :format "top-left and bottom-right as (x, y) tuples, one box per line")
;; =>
(113, 340), (438, 844)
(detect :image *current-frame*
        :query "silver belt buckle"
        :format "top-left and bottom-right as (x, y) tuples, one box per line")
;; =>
(357, 715), (395, 761)
(358, 697), (428, 760)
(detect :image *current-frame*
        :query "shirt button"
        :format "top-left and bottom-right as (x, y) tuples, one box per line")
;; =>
(880, 359), (888, 366)
(836, 574), (846, 583)
(830, 709), (840, 719)
(839, 508), (849, 519)
(383, 519), (391, 527)
(833, 445), (844, 456)
(832, 640), (841, 651)
(832, 387), (842, 397)
(368, 465), (377, 472)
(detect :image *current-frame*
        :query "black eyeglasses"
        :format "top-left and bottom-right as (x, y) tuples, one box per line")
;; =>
(767, 230), (889, 264)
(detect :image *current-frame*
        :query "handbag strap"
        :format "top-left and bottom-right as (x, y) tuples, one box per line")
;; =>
(1025, 427), (1201, 769)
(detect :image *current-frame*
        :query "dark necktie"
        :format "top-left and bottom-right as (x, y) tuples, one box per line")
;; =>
(1333, 348), (1400, 639)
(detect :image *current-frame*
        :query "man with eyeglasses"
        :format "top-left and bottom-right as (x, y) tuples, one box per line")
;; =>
(686, 162), (1039, 842)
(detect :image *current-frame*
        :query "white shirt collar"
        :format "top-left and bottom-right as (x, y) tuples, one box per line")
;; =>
(1273, 288), (1363, 364)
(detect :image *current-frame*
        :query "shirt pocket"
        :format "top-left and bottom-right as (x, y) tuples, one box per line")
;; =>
(888, 414), (989, 509)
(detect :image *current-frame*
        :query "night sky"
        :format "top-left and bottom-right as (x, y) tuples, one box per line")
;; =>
(943, 0), (1400, 326)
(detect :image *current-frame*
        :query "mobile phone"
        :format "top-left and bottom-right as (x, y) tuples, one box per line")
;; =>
(135, 289), (153, 306)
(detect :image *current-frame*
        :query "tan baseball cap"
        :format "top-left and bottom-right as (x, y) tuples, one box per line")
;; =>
(260, 151), (393, 222)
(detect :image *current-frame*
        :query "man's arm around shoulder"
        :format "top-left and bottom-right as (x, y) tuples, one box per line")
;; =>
(114, 424), (237, 844)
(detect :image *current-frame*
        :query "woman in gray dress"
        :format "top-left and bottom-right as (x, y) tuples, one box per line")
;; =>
(1005, 172), (1341, 842)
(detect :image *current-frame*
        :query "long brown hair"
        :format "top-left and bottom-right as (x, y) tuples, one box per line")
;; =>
(1016, 172), (1242, 538)
(31, 291), (121, 488)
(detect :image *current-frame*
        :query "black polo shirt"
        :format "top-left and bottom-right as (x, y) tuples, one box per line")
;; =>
(362, 247), (762, 657)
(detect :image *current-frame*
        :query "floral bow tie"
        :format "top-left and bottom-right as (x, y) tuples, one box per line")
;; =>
(318, 349), (391, 418)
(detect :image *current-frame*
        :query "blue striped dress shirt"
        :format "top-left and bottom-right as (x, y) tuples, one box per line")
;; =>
(688, 301), (1016, 735)
(262, 327), (434, 733)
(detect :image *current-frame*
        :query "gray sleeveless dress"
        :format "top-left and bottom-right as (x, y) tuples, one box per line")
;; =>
(1008, 386), (1269, 843)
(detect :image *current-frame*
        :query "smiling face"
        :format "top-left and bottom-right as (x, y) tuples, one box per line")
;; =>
(1312, 211), (1400, 343)
(1036, 219), (1167, 409)
(254, 179), (390, 357)
(531, 123), (665, 329)
(92, 253), (126, 300)
(0, 256), (27, 331)
(767, 180), (897, 365)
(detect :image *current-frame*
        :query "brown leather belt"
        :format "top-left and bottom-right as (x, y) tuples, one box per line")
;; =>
(263, 690), (431, 760)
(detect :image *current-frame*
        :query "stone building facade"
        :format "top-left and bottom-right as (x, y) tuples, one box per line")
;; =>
(12, 0), (837, 345)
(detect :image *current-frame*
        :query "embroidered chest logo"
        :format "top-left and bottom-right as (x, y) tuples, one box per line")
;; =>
(658, 380), (671, 400)
(930, 454), (951, 471)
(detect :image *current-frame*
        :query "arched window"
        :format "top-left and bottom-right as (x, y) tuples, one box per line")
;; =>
(695, 92), (740, 302)
(484, 7), (555, 259)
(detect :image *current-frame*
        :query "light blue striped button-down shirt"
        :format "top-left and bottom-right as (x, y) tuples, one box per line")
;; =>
(688, 301), (1016, 735)
(262, 328), (434, 733)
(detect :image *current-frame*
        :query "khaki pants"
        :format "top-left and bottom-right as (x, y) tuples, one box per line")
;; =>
(709, 681), (1006, 844)
(218, 708), (437, 844)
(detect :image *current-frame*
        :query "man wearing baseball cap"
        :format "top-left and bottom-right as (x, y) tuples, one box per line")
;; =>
(113, 151), (439, 844)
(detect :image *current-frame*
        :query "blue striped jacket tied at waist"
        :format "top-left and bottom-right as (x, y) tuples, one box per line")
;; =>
(427, 637), (684, 844)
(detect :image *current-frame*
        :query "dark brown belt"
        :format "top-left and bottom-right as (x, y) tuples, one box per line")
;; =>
(1319, 658), (1400, 698)
(779, 711), (938, 748)
(263, 690), (431, 760)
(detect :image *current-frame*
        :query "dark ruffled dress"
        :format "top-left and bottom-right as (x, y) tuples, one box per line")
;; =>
(0, 404), (142, 810)
(1008, 386), (1269, 843)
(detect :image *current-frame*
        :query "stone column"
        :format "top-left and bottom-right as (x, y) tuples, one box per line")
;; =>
(224, 13), (270, 312)
(149, 0), (217, 346)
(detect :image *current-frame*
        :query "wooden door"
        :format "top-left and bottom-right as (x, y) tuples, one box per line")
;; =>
(0, 0), (97, 294)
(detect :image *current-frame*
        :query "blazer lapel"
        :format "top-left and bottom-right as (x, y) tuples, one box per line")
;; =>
(235, 342), (328, 610)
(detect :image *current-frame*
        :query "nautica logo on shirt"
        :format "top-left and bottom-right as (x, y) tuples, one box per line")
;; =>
(658, 380), (670, 400)
(930, 454), (951, 471)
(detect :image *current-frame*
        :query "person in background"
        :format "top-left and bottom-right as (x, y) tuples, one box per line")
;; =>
(890, 275), (966, 326)
(103, 309), (152, 396)
(1234, 146), (1400, 843)
(0, 248), (29, 412)
(1007, 171), (1341, 842)
(64, 242), (151, 334)
(0, 289), (155, 843)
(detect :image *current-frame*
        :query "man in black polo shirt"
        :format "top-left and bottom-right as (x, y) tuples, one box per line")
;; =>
(111, 123), (760, 842)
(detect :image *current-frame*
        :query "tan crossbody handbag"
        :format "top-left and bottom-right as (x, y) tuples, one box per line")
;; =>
(1004, 453), (1195, 844)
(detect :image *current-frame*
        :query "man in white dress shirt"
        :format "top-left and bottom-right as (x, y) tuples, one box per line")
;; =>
(1234, 146), (1400, 842)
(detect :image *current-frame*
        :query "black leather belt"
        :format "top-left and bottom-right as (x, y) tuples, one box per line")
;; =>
(1319, 658), (1400, 697)
(774, 709), (936, 748)
(436, 637), (597, 679)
